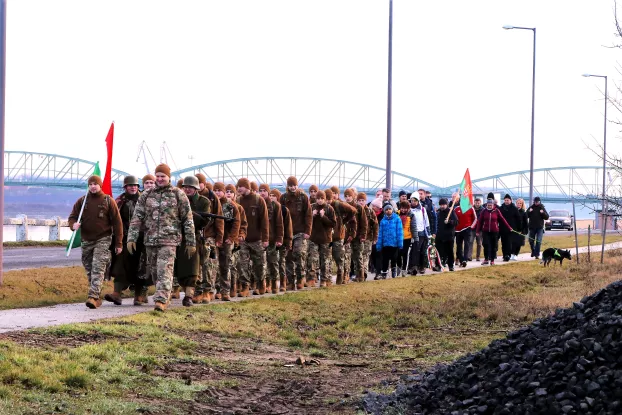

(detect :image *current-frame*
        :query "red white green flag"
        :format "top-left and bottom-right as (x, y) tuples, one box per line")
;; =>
(459, 168), (474, 212)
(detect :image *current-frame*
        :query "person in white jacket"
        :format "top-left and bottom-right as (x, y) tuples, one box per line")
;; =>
(407, 195), (431, 275)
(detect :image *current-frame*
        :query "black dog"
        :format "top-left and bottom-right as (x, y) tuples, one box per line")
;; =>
(541, 248), (572, 267)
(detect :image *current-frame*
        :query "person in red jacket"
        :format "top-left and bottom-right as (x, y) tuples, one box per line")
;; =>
(475, 198), (513, 265)
(454, 204), (477, 268)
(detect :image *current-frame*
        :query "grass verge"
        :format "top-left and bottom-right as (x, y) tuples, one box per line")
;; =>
(0, 249), (620, 413)
(3, 240), (69, 248)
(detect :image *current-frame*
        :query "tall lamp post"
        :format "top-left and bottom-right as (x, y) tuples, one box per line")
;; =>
(386, 0), (393, 191)
(503, 25), (536, 204)
(0, 0), (6, 286)
(582, 73), (608, 263)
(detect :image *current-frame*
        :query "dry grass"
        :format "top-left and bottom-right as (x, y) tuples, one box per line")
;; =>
(3, 240), (69, 248)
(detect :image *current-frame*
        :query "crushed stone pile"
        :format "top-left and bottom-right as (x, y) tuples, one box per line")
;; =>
(364, 280), (622, 414)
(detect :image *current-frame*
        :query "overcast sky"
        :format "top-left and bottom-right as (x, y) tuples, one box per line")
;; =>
(5, 0), (621, 186)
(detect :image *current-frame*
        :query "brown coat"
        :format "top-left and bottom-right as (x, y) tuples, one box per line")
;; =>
(68, 191), (123, 249)
(219, 197), (241, 244)
(347, 201), (368, 242)
(365, 205), (379, 242)
(310, 203), (336, 245)
(200, 188), (224, 245)
(330, 199), (357, 241)
(280, 189), (312, 236)
(238, 193), (269, 243)
(282, 205), (293, 248)
(238, 203), (248, 241)
(265, 198), (284, 245)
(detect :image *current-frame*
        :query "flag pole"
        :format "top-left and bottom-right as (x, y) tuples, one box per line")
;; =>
(66, 188), (89, 257)
(445, 193), (460, 224)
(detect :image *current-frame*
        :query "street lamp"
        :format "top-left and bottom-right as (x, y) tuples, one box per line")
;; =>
(386, 0), (393, 191)
(503, 25), (536, 205)
(582, 73), (608, 263)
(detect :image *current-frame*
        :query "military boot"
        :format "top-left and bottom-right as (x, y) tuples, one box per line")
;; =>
(104, 291), (123, 306)
(182, 286), (194, 307)
(238, 284), (251, 297)
(279, 275), (287, 292)
(336, 271), (343, 285)
(215, 293), (222, 300)
(85, 297), (102, 309)
(296, 279), (305, 290)
(154, 302), (168, 312)
(171, 286), (181, 299)
(201, 292), (211, 304)
(319, 281), (327, 288)
(192, 292), (204, 303)
(286, 280), (296, 291)
(229, 284), (237, 298)
(305, 278), (317, 288)
(253, 280), (266, 295)
(271, 280), (278, 294)
(358, 270), (366, 283)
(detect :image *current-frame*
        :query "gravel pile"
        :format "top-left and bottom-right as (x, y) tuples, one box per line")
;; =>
(364, 280), (622, 414)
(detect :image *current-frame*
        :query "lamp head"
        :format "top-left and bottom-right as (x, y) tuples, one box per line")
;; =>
(502, 25), (514, 30)
(582, 73), (592, 77)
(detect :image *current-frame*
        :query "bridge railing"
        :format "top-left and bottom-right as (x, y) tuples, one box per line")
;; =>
(3, 215), (68, 241)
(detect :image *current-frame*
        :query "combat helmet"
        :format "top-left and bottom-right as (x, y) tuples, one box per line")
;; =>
(123, 175), (139, 187)
(182, 176), (201, 190)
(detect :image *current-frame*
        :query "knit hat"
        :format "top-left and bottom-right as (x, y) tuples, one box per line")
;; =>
(330, 185), (339, 195)
(487, 198), (494, 204)
(371, 198), (383, 209)
(87, 175), (103, 186)
(487, 192), (495, 200)
(357, 192), (367, 201)
(195, 173), (207, 185)
(383, 204), (393, 212)
(259, 183), (270, 193)
(142, 174), (155, 184)
(287, 176), (298, 187)
(250, 181), (258, 192)
(205, 182), (213, 191)
(344, 188), (355, 198)
(534, 196), (541, 202)
(399, 201), (410, 209)
(270, 189), (281, 198)
(213, 182), (226, 192)
(155, 163), (171, 177)
(225, 184), (237, 193)
(176, 179), (184, 188)
(316, 190), (326, 200)
(409, 194), (419, 201)
(504, 194), (512, 200)
(309, 184), (319, 192)
(237, 178), (251, 189)
(398, 190), (407, 197)
(324, 189), (333, 200)
(439, 198), (448, 205)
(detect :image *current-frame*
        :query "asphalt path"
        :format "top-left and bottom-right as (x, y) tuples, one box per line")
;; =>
(0, 241), (620, 334)
(2, 246), (82, 272)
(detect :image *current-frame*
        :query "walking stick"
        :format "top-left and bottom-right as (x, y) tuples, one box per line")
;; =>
(445, 194), (460, 224)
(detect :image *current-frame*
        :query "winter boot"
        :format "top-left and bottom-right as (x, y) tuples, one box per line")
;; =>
(238, 284), (251, 297)
(154, 301), (168, 312)
(192, 292), (204, 303)
(271, 280), (278, 294)
(215, 293), (222, 300)
(358, 270), (366, 283)
(306, 278), (317, 288)
(221, 293), (231, 301)
(85, 297), (102, 309)
(336, 271), (344, 285)
(182, 286), (194, 307)
(201, 292), (211, 304)
(229, 284), (237, 298)
(104, 291), (123, 306)
(296, 279), (305, 290)
(170, 286), (181, 299)
(253, 280), (266, 295)
(279, 275), (287, 292)
(287, 280), (296, 291)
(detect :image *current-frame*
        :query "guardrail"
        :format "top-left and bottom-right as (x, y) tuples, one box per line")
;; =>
(3, 215), (68, 241)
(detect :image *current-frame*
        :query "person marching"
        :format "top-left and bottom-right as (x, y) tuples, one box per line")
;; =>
(527, 196), (549, 259)
(225, 184), (247, 298)
(106, 175), (151, 306)
(358, 192), (379, 281)
(470, 198), (484, 261)
(513, 198), (529, 260)
(407, 195), (430, 275)
(127, 164), (196, 312)
(309, 190), (337, 287)
(344, 188), (367, 283)
(236, 178), (270, 296)
(280, 176), (312, 290)
(436, 198), (458, 271)
(398, 200), (418, 277)
(475, 197), (513, 266)
(259, 184), (284, 294)
(454, 200), (477, 268)
(270, 189), (293, 292)
(212, 182), (241, 301)
(308, 184), (319, 204)
(499, 194), (522, 262)
(68, 175), (124, 309)
(376, 204), (403, 279)
(325, 188), (357, 285)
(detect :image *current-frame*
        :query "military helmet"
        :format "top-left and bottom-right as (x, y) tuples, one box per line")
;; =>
(123, 175), (139, 187)
(182, 176), (201, 190)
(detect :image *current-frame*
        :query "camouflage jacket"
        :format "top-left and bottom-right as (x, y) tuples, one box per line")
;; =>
(127, 184), (196, 247)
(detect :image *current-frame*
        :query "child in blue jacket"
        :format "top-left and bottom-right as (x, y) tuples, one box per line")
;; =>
(377, 204), (403, 278)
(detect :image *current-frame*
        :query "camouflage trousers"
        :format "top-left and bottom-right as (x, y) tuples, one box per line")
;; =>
(145, 246), (177, 304)
(216, 243), (233, 295)
(195, 239), (217, 295)
(306, 242), (318, 281)
(230, 249), (240, 291)
(351, 240), (365, 277)
(343, 243), (352, 278)
(278, 244), (288, 281)
(81, 235), (112, 299)
(239, 240), (266, 286)
(308, 242), (331, 282)
(286, 234), (308, 284)
(331, 240), (344, 277)
(362, 240), (373, 278)
(266, 244), (280, 283)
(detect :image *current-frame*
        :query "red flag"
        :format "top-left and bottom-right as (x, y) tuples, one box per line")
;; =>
(459, 168), (474, 212)
(102, 122), (114, 197)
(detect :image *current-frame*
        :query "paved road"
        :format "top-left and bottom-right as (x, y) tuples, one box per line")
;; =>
(0, 241), (620, 334)
(2, 246), (82, 272)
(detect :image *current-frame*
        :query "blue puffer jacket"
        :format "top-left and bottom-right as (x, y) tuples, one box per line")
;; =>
(377, 213), (404, 250)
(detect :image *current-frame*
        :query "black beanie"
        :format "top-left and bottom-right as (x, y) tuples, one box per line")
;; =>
(534, 196), (541, 202)
(398, 190), (407, 197)
(504, 194), (512, 200)
(487, 192), (494, 200)
(439, 198), (448, 205)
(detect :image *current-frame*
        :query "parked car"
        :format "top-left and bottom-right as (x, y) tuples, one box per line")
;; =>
(545, 210), (574, 231)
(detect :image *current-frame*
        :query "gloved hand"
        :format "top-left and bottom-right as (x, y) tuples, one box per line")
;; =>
(185, 245), (197, 259)
(127, 242), (136, 255)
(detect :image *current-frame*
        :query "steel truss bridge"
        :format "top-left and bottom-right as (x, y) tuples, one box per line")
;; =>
(3, 152), (616, 203)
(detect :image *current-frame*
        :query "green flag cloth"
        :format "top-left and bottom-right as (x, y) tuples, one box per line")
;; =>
(65, 162), (101, 254)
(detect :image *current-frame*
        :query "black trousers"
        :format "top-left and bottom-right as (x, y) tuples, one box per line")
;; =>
(436, 239), (455, 268)
(408, 235), (428, 271)
(398, 239), (411, 269)
(500, 231), (512, 259)
(511, 233), (524, 256)
(483, 231), (499, 261)
(381, 246), (399, 273)
(455, 229), (472, 263)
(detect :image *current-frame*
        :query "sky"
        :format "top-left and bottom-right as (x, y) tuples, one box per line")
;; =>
(5, 0), (621, 186)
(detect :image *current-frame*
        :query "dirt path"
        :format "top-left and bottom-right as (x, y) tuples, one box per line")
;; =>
(0, 241), (617, 334)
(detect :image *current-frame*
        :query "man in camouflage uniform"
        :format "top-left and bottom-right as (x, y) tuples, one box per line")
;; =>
(344, 188), (367, 283)
(270, 189), (292, 292)
(305, 184), (320, 286)
(325, 188), (357, 285)
(309, 190), (336, 287)
(362, 193), (379, 281)
(280, 176), (312, 290)
(225, 184), (247, 298)
(355, 193), (375, 282)
(194, 173), (224, 303)
(259, 184), (284, 294)
(212, 182), (240, 301)
(69, 175), (124, 309)
(127, 164), (196, 312)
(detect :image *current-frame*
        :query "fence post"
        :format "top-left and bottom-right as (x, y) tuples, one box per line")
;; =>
(48, 216), (61, 241)
(572, 198), (579, 264)
(15, 214), (28, 241)
(587, 225), (591, 263)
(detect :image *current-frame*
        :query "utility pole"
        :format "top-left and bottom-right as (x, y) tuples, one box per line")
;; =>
(385, 0), (393, 191)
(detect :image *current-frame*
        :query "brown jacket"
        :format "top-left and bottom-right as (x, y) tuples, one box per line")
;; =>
(238, 193), (269, 243)
(330, 199), (357, 242)
(68, 191), (123, 249)
(365, 205), (379, 242)
(310, 203), (336, 245)
(219, 196), (241, 243)
(280, 189), (312, 236)
(265, 198), (284, 245)
(200, 188), (224, 245)
(347, 201), (368, 242)
(237, 203), (248, 241)
(282, 205), (293, 248)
